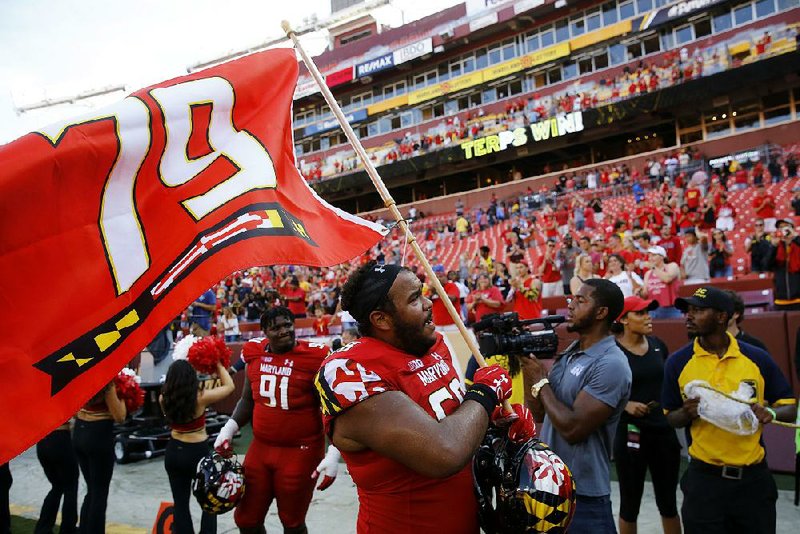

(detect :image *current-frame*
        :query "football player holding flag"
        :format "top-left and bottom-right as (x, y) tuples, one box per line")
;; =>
(315, 263), (535, 532)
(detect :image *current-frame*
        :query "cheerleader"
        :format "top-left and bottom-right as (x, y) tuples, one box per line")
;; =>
(35, 420), (78, 533)
(73, 383), (126, 534)
(161, 359), (233, 534)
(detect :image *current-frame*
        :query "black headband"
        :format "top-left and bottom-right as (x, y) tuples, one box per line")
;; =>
(346, 264), (404, 325)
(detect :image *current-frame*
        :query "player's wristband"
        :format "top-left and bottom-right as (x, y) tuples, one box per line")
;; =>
(765, 407), (777, 420)
(464, 383), (498, 418)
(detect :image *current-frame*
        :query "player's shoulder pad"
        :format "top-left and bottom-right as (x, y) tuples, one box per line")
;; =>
(242, 337), (267, 362)
(297, 339), (331, 357)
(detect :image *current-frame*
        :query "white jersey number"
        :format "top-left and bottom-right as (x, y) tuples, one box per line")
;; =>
(37, 77), (277, 295)
(427, 377), (464, 421)
(259, 375), (289, 410)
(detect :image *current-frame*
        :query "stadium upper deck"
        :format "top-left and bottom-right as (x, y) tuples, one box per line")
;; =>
(291, 0), (800, 213)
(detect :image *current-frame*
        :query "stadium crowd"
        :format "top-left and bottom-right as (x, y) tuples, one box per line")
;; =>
(194, 144), (800, 339)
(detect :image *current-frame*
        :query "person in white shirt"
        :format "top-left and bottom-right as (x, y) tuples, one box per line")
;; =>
(587, 170), (598, 189)
(604, 254), (643, 298)
(680, 229), (710, 284)
(219, 307), (241, 342)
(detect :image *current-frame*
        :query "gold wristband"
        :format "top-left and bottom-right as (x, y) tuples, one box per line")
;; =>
(530, 378), (550, 399)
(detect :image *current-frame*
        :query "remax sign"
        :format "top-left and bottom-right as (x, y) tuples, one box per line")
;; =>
(355, 54), (394, 78)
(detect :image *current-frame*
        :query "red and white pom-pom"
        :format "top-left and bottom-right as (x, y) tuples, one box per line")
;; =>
(114, 368), (145, 413)
(187, 336), (232, 375)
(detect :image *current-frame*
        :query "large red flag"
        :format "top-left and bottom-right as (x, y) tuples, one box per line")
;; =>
(0, 48), (386, 463)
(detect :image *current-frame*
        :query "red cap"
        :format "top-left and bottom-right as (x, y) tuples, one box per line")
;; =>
(618, 296), (659, 320)
(516, 260), (530, 269)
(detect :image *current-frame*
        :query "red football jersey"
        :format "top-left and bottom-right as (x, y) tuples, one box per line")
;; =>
(315, 334), (479, 533)
(243, 338), (329, 446)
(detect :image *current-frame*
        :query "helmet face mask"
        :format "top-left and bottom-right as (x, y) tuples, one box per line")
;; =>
(473, 427), (576, 533)
(193, 452), (246, 515)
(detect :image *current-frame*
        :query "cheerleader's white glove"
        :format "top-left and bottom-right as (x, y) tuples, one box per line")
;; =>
(311, 446), (341, 490)
(214, 419), (239, 457)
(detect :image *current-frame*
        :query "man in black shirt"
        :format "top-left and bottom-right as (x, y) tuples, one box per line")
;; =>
(745, 218), (774, 273)
(724, 290), (768, 352)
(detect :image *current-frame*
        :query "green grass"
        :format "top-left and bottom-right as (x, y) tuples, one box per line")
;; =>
(11, 515), (37, 532)
(233, 424), (253, 456)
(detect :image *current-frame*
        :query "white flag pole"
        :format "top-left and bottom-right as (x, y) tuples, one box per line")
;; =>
(281, 21), (497, 376)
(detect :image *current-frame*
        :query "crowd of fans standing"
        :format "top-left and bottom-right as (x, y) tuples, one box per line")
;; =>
(187, 145), (800, 336)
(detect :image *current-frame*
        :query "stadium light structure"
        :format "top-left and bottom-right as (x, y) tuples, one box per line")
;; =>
(13, 84), (127, 114)
(187, 0), (392, 73)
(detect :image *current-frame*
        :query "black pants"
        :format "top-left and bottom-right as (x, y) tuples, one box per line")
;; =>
(73, 419), (115, 534)
(164, 439), (216, 534)
(0, 463), (10, 534)
(681, 460), (777, 534)
(614, 424), (680, 522)
(36, 429), (79, 534)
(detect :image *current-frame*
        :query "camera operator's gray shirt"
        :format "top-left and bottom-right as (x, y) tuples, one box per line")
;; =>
(540, 335), (631, 497)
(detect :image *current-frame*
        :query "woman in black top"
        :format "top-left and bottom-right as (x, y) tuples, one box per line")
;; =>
(613, 296), (681, 534)
(161, 359), (234, 534)
(492, 262), (512, 300)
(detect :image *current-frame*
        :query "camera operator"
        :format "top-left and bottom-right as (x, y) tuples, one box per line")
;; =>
(769, 219), (800, 310)
(524, 279), (631, 534)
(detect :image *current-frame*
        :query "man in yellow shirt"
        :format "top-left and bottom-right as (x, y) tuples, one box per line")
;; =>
(663, 286), (796, 533)
(455, 216), (469, 239)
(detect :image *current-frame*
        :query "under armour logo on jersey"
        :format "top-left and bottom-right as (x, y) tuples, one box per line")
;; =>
(493, 375), (509, 388)
(431, 351), (443, 361)
(374, 265), (386, 273)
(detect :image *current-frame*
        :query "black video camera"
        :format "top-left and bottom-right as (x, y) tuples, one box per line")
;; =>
(473, 312), (565, 359)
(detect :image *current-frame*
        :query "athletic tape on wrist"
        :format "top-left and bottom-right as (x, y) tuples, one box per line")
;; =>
(464, 383), (498, 417)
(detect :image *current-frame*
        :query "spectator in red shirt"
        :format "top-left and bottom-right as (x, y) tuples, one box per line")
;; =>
(280, 276), (308, 318)
(554, 204), (570, 235)
(684, 184), (701, 211)
(537, 238), (564, 297)
(542, 209), (559, 239)
(430, 265), (460, 327)
(312, 306), (332, 335)
(657, 225), (683, 265)
(508, 262), (542, 320)
(584, 205), (596, 230)
(752, 184), (777, 232)
(467, 274), (504, 323)
(676, 204), (697, 234)
(715, 194), (736, 232)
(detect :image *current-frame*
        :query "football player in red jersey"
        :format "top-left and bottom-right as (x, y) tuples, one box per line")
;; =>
(315, 262), (534, 533)
(214, 307), (335, 534)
